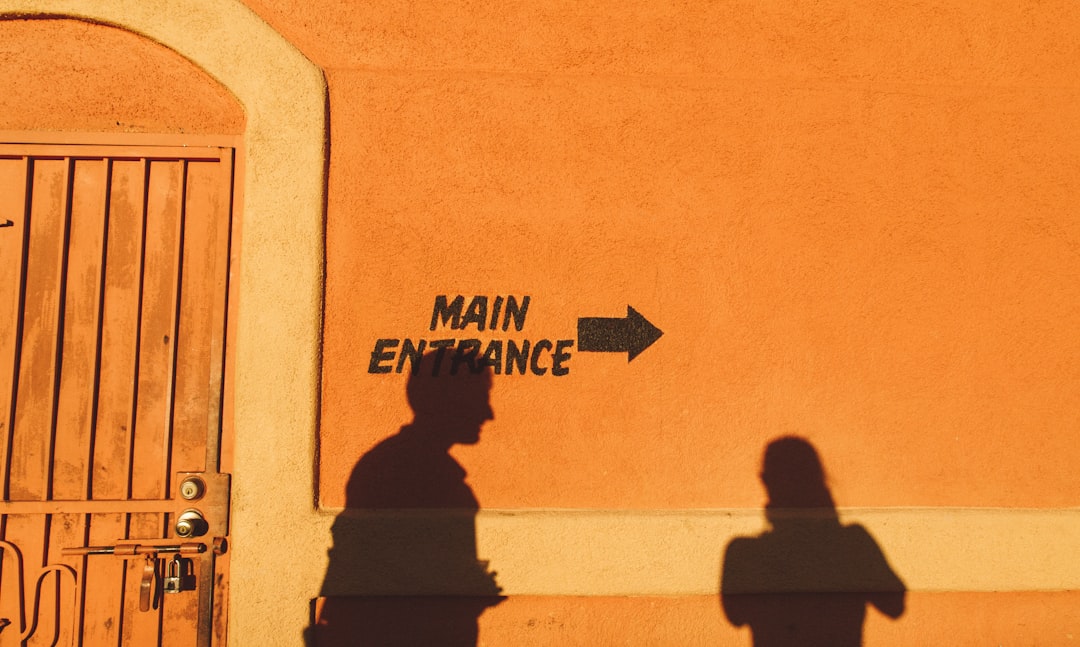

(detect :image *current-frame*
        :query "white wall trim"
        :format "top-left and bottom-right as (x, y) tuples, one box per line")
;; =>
(315, 507), (1080, 595)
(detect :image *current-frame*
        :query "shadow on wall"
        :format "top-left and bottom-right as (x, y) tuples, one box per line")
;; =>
(306, 351), (504, 647)
(720, 437), (906, 647)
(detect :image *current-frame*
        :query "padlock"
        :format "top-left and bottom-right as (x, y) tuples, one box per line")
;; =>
(163, 555), (196, 593)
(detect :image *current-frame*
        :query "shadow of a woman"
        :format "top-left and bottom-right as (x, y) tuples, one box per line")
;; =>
(307, 350), (503, 646)
(720, 437), (905, 646)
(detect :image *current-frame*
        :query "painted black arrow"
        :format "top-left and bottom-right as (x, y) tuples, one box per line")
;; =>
(577, 305), (663, 362)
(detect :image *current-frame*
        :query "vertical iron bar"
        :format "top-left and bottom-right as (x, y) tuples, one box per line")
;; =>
(45, 157), (75, 502)
(165, 160), (188, 493)
(3, 156), (33, 502)
(125, 158), (150, 504)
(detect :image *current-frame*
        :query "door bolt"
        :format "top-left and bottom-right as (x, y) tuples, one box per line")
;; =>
(179, 476), (206, 501)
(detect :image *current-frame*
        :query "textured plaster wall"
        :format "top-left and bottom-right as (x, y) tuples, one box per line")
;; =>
(240, 0), (1080, 644)
(0, 18), (243, 134)
(251, 0), (1080, 512)
(5, 0), (1080, 644)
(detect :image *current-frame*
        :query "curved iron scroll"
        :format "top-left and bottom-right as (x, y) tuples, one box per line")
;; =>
(0, 539), (79, 643)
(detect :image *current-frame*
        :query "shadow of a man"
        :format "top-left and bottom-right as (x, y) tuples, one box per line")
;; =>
(721, 436), (905, 647)
(308, 350), (503, 646)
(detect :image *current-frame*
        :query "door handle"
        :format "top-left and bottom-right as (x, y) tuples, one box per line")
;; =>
(0, 219), (13, 228)
(139, 555), (157, 612)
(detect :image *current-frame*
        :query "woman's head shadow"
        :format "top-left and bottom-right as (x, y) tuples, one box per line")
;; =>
(761, 436), (835, 510)
(721, 436), (906, 647)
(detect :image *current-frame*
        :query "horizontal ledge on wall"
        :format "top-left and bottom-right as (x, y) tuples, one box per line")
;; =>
(312, 507), (1080, 596)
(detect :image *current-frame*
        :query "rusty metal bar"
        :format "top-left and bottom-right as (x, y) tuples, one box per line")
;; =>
(0, 144), (222, 162)
(0, 499), (176, 514)
(61, 542), (206, 557)
(1, 156), (31, 502)
(44, 156), (75, 503)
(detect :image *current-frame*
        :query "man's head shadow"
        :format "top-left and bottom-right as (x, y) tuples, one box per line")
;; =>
(403, 349), (495, 448)
(345, 351), (495, 510)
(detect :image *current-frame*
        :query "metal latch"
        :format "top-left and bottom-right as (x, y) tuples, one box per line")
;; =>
(61, 543), (208, 612)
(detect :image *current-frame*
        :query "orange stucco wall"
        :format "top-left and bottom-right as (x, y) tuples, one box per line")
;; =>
(481, 593), (1080, 645)
(0, 18), (243, 134)
(314, 67), (1080, 510)
(232, 2), (1080, 644)
(311, 591), (1080, 645)
(5, 3), (1080, 645)
(236, 0), (1080, 511)
(237, 1), (1080, 643)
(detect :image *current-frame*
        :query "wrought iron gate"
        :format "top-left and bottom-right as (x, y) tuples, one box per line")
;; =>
(0, 136), (236, 646)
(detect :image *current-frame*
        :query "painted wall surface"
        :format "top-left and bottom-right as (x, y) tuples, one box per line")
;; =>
(0, 18), (243, 134)
(238, 1), (1080, 644)
(246, 0), (1080, 511)
(234, 1), (1080, 644)
(3, 1), (1080, 645)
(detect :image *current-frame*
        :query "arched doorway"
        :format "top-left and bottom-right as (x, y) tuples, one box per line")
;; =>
(0, 3), (326, 645)
(0, 17), (241, 646)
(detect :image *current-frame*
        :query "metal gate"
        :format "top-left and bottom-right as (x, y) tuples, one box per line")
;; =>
(0, 136), (236, 646)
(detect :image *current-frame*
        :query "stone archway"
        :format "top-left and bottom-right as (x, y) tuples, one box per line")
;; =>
(0, 2), (326, 643)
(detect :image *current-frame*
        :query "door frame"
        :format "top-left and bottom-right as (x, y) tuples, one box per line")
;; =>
(0, 133), (241, 646)
(0, 4), (327, 645)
